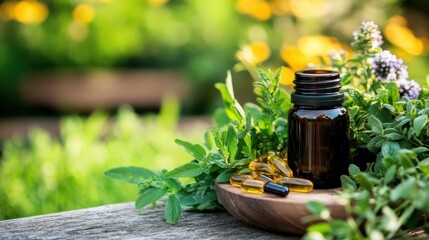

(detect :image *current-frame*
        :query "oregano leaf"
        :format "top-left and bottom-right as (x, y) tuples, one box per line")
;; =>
(175, 139), (206, 162)
(418, 158), (429, 176)
(216, 170), (234, 183)
(164, 194), (181, 224)
(413, 114), (427, 137)
(368, 115), (383, 135)
(165, 162), (204, 178)
(225, 125), (238, 162)
(348, 164), (361, 176)
(136, 187), (167, 209)
(104, 167), (157, 185)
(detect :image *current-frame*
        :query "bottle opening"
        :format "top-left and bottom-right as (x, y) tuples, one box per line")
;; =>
(295, 69), (340, 81)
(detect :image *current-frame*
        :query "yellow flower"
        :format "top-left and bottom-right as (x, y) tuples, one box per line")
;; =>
(279, 67), (294, 85)
(237, 41), (271, 66)
(384, 16), (424, 56)
(236, 0), (272, 21)
(12, 0), (48, 24)
(73, 3), (95, 24)
(250, 41), (271, 64)
(281, 35), (345, 70)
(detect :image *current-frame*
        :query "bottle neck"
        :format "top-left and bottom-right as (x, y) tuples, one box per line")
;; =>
(291, 69), (343, 107)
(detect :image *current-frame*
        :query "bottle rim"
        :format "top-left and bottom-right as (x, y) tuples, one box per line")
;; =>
(295, 69), (340, 81)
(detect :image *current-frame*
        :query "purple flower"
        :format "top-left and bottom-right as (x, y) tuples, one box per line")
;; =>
(397, 79), (421, 100)
(351, 21), (383, 53)
(371, 51), (408, 82)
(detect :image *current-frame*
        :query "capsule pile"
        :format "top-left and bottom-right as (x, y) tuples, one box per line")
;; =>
(229, 151), (313, 197)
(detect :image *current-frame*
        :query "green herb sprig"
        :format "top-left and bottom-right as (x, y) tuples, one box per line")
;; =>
(303, 21), (429, 239)
(105, 68), (291, 224)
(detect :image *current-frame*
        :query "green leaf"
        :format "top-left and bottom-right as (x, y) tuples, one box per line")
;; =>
(386, 81), (400, 103)
(257, 68), (270, 83)
(237, 168), (251, 174)
(164, 194), (181, 224)
(385, 133), (403, 140)
(383, 104), (396, 113)
(216, 170), (234, 183)
(329, 220), (351, 236)
(204, 131), (215, 150)
(382, 157), (395, 168)
(215, 83), (242, 122)
(165, 162), (204, 178)
(353, 172), (379, 191)
(243, 132), (252, 151)
(163, 178), (181, 193)
(274, 67), (283, 81)
(175, 139), (206, 161)
(348, 164), (361, 177)
(390, 178), (415, 201)
(225, 71), (235, 99)
(104, 167), (157, 185)
(215, 83), (233, 104)
(399, 152), (415, 169)
(307, 201), (327, 215)
(367, 136), (383, 153)
(213, 108), (230, 127)
(368, 115), (383, 135)
(411, 147), (429, 154)
(306, 222), (331, 234)
(341, 175), (357, 191)
(345, 88), (367, 108)
(225, 125), (238, 162)
(136, 187), (167, 209)
(413, 114), (427, 137)
(231, 158), (252, 167)
(341, 73), (352, 85)
(384, 165), (397, 185)
(381, 141), (400, 159)
(370, 102), (392, 123)
(418, 158), (429, 176)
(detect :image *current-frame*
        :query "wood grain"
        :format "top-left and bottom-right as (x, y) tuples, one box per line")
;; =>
(0, 202), (297, 239)
(215, 183), (346, 235)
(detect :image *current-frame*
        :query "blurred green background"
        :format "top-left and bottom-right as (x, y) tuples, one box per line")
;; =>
(0, 0), (429, 220)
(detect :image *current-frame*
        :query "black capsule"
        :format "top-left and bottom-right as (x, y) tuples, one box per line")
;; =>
(264, 182), (289, 197)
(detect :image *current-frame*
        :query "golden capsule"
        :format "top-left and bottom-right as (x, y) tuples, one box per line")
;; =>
(230, 174), (253, 187)
(278, 177), (313, 192)
(241, 180), (265, 194)
(268, 154), (293, 177)
(249, 160), (275, 174)
(258, 151), (277, 163)
(258, 174), (273, 182)
(249, 171), (259, 179)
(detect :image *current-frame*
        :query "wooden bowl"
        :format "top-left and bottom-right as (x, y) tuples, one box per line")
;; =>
(215, 183), (346, 235)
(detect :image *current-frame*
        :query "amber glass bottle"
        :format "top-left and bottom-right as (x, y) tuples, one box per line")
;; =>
(287, 70), (349, 189)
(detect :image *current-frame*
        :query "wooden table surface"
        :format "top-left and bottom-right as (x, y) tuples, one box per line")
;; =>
(0, 202), (298, 239)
